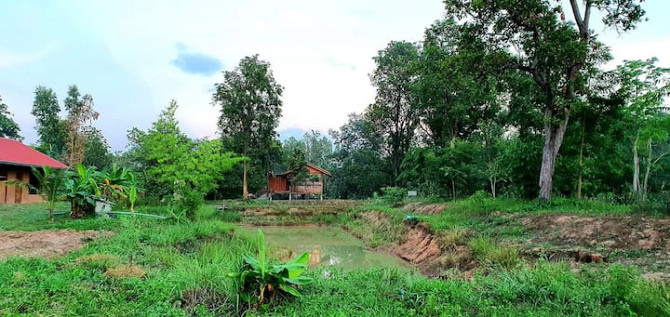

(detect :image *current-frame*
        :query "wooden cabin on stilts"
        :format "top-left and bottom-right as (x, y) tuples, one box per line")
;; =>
(266, 163), (331, 200)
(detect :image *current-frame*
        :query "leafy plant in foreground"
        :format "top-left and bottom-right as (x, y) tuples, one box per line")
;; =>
(8, 166), (67, 222)
(65, 164), (101, 218)
(228, 229), (312, 309)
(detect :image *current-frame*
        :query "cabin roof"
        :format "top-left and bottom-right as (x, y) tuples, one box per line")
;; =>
(0, 138), (68, 169)
(272, 163), (332, 177)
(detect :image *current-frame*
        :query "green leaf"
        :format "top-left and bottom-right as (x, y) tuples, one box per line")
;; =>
(286, 276), (313, 285)
(285, 252), (310, 278)
(242, 254), (260, 271)
(257, 229), (266, 278)
(280, 284), (302, 297)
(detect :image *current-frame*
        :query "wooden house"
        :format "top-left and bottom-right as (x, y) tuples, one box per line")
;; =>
(0, 138), (67, 204)
(267, 163), (332, 199)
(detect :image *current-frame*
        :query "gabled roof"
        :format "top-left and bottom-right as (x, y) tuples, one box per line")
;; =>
(0, 138), (68, 169)
(306, 163), (332, 177)
(272, 163), (332, 177)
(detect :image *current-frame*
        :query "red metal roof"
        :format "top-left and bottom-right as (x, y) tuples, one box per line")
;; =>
(0, 138), (68, 169)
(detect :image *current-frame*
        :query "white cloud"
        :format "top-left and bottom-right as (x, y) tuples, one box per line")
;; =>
(4, 0), (668, 150)
(0, 46), (55, 69)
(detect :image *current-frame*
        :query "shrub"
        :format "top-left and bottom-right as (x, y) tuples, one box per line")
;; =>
(227, 229), (312, 310)
(382, 187), (406, 205)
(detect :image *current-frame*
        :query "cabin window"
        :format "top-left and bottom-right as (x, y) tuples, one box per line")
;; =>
(29, 172), (39, 194)
(0, 168), (7, 181)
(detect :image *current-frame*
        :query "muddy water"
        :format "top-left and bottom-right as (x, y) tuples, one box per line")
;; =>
(240, 225), (406, 270)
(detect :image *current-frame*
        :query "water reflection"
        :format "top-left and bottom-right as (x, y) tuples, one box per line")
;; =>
(241, 225), (405, 270)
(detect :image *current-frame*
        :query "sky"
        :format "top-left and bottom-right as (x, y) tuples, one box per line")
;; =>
(1, 0), (669, 151)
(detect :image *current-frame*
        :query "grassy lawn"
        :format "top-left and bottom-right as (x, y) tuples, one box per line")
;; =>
(1, 201), (669, 316)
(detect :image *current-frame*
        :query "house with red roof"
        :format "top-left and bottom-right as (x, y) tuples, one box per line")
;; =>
(0, 137), (68, 204)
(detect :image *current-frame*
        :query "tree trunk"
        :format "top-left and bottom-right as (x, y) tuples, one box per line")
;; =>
(539, 109), (569, 200)
(632, 131), (640, 196)
(577, 128), (585, 199)
(48, 202), (55, 223)
(490, 177), (497, 198)
(642, 138), (652, 201)
(242, 160), (248, 199)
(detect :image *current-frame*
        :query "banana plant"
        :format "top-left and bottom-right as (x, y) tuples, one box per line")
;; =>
(7, 166), (66, 222)
(228, 229), (312, 308)
(65, 164), (101, 218)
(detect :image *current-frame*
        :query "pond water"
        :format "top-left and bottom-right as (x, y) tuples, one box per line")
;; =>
(240, 225), (407, 270)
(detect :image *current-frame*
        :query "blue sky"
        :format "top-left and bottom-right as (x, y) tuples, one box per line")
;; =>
(1, 0), (668, 151)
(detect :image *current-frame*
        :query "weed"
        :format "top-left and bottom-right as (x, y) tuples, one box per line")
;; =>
(103, 265), (146, 279)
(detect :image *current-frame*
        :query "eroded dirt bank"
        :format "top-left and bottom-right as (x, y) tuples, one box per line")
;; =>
(239, 204), (670, 279)
(0, 229), (112, 260)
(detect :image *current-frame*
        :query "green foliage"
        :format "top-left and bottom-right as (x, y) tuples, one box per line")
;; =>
(21, 166), (67, 222)
(468, 237), (520, 269)
(64, 164), (102, 218)
(0, 94), (22, 140)
(381, 187), (405, 205)
(31, 86), (67, 160)
(213, 54), (283, 198)
(368, 41), (421, 182)
(1, 203), (668, 316)
(328, 113), (390, 199)
(125, 101), (243, 213)
(228, 229), (312, 309)
(82, 127), (112, 169)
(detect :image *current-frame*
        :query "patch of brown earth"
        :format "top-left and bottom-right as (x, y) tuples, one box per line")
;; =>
(523, 214), (670, 251)
(0, 229), (112, 260)
(403, 203), (447, 214)
(393, 223), (442, 264)
(359, 211), (392, 227)
(392, 223), (478, 276)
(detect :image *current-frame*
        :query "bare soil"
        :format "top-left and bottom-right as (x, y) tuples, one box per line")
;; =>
(391, 222), (477, 277)
(393, 223), (442, 264)
(403, 203), (447, 214)
(522, 214), (670, 277)
(0, 229), (112, 260)
(523, 214), (670, 251)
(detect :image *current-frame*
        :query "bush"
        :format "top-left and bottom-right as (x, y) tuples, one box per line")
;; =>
(381, 187), (406, 205)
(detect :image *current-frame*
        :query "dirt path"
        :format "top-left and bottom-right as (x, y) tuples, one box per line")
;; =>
(0, 229), (112, 260)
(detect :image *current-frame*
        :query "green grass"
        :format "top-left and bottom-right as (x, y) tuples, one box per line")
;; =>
(1, 202), (669, 316)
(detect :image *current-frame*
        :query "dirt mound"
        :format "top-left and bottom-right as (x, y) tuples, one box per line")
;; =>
(523, 215), (670, 251)
(393, 223), (441, 264)
(0, 229), (112, 260)
(403, 203), (447, 214)
(359, 211), (392, 227)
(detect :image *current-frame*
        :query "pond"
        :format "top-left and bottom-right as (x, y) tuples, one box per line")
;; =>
(240, 225), (407, 270)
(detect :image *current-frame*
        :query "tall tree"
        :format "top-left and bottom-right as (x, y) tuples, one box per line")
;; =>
(368, 41), (421, 183)
(613, 58), (670, 200)
(82, 127), (112, 169)
(63, 85), (99, 166)
(127, 100), (242, 208)
(32, 86), (67, 160)
(328, 113), (390, 198)
(445, 0), (646, 199)
(212, 55), (283, 199)
(414, 18), (500, 146)
(301, 130), (333, 168)
(0, 94), (22, 140)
